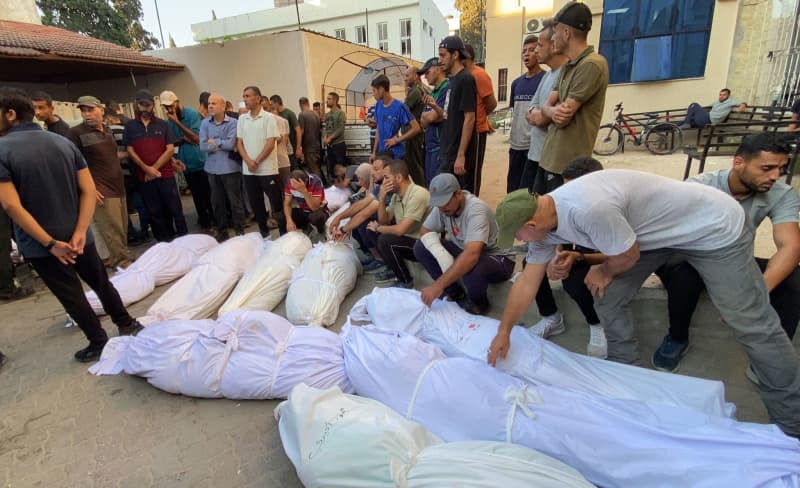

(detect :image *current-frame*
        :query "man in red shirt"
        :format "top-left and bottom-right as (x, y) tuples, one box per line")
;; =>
(283, 169), (329, 235)
(463, 44), (497, 197)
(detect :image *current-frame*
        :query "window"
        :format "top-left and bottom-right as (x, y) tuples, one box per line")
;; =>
(377, 22), (388, 51)
(400, 18), (412, 56)
(423, 20), (428, 32)
(334, 28), (346, 41)
(599, 0), (714, 84)
(429, 26), (433, 37)
(355, 25), (367, 44)
(497, 68), (508, 103)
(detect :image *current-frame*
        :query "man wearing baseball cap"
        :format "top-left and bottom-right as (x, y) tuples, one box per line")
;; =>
(413, 173), (514, 315)
(537, 1), (608, 194)
(68, 95), (133, 268)
(419, 57), (449, 186)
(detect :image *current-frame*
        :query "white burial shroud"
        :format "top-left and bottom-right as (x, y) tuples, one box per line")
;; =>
(275, 383), (594, 488)
(341, 326), (800, 488)
(88, 310), (353, 399)
(348, 287), (734, 417)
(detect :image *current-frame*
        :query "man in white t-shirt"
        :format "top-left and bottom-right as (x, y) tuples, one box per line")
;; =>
(236, 86), (281, 237)
(487, 169), (800, 439)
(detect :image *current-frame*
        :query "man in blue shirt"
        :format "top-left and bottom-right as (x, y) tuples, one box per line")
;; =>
(0, 88), (142, 363)
(161, 90), (214, 230)
(507, 35), (544, 192)
(369, 74), (421, 164)
(200, 93), (244, 242)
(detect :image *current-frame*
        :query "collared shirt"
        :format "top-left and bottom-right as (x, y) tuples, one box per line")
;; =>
(540, 46), (609, 174)
(200, 115), (240, 175)
(168, 107), (206, 173)
(0, 123), (94, 258)
(122, 115), (180, 182)
(387, 182), (430, 238)
(68, 122), (125, 198)
(324, 108), (346, 145)
(284, 173), (326, 212)
(237, 108), (280, 176)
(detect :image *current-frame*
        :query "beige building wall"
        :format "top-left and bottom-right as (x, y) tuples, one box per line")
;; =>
(0, 0), (40, 24)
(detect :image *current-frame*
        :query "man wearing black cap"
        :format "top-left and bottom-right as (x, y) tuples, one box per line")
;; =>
(123, 89), (187, 242)
(538, 1), (608, 194)
(403, 66), (427, 186)
(436, 36), (477, 193)
(419, 57), (449, 186)
(414, 173), (514, 315)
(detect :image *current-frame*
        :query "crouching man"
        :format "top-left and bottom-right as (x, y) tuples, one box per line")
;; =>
(414, 173), (515, 315)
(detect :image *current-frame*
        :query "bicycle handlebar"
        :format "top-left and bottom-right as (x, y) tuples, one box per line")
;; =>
(614, 102), (623, 112)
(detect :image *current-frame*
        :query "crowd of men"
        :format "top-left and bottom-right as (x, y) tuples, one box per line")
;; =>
(0, 0), (799, 438)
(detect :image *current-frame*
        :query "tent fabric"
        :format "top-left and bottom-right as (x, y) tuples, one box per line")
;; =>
(341, 326), (800, 488)
(275, 384), (594, 488)
(345, 56), (409, 108)
(219, 232), (313, 314)
(89, 310), (353, 399)
(348, 287), (734, 417)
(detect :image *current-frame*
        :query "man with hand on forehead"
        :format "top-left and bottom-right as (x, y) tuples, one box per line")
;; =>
(414, 173), (514, 315)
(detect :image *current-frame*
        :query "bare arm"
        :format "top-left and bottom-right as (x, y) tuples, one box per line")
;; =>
(457, 112), (475, 157)
(541, 91), (560, 120)
(584, 242), (641, 298)
(152, 145), (175, 171)
(341, 199), (379, 232)
(788, 112), (799, 132)
(375, 217), (416, 236)
(483, 93), (498, 115)
(170, 117), (200, 145)
(764, 222), (800, 292)
(737, 102), (748, 113)
(552, 97), (583, 128)
(254, 138), (276, 164)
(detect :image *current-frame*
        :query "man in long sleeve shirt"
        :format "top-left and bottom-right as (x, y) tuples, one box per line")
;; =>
(200, 93), (244, 241)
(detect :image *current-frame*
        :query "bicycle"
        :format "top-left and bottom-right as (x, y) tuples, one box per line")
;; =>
(593, 102), (683, 156)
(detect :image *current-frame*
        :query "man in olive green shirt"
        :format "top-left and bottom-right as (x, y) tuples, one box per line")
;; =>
(366, 159), (430, 288)
(404, 66), (427, 186)
(323, 91), (347, 179)
(538, 1), (608, 194)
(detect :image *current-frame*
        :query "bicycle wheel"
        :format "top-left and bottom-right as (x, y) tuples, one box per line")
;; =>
(644, 123), (683, 155)
(593, 124), (623, 156)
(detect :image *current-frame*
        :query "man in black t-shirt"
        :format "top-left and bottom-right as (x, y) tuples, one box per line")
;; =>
(31, 91), (71, 137)
(436, 36), (477, 192)
(0, 88), (142, 363)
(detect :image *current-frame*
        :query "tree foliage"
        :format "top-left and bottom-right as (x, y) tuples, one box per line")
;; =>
(37, 0), (160, 50)
(454, 0), (485, 62)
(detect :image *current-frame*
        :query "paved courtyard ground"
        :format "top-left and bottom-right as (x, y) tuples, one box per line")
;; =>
(2, 133), (798, 487)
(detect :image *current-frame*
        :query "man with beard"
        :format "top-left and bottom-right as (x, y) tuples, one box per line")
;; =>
(296, 97), (323, 179)
(414, 173), (514, 315)
(419, 57), (449, 186)
(462, 44), (497, 196)
(403, 66), (427, 186)
(507, 35), (544, 192)
(123, 89), (187, 242)
(323, 92), (347, 176)
(68, 96), (133, 268)
(161, 90), (214, 231)
(653, 133), (800, 376)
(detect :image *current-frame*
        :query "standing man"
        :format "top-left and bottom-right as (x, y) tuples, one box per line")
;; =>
(68, 96), (133, 269)
(270, 95), (300, 167)
(436, 36), (477, 194)
(296, 97), (323, 179)
(237, 86), (282, 238)
(538, 1), (608, 194)
(323, 92), (347, 177)
(789, 97), (799, 131)
(269, 103), (293, 185)
(0, 88), (142, 362)
(1, 207), (34, 301)
(419, 57), (450, 186)
(123, 89), (187, 242)
(370, 75), (422, 166)
(414, 173), (515, 315)
(30, 91), (70, 137)
(488, 169), (800, 439)
(160, 90), (214, 231)
(367, 160), (430, 289)
(463, 44), (497, 197)
(653, 134), (800, 374)
(403, 66), (427, 186)
(507, 35), (544, 192)
(200, 93), (244, 242)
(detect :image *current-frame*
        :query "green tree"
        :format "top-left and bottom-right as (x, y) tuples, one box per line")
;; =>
(455, 0), (485, 62)
(37, 0), (160, 50)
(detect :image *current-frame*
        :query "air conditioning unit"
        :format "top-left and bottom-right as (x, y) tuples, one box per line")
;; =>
(526, 18), (543, 33)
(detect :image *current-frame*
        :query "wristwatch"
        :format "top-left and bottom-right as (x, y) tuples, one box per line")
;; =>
(575, 252), (585, 263)
(45, 239), (56, 250)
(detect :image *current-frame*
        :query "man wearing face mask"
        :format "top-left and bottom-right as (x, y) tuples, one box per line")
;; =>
(123, 89), (186, 242)
(68, 96), (132, 269)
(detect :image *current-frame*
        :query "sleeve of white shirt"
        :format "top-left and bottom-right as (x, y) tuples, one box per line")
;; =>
(575, 207), (637, 256)
(266, 116), (279, 139)
(525, 242), (556, 264)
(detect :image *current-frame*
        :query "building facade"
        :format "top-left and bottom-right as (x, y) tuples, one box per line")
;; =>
(191, 0), (449, 61)
(486, 0), (800, 118)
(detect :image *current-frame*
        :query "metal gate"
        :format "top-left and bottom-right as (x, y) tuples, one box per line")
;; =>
(757, 0), (800, 106)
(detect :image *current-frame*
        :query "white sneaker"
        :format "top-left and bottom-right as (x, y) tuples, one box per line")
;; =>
(587, 325), (608, 358)
(529, 312), (566, 338)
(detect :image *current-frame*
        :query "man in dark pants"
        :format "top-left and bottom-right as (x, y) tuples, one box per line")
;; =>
(283, 169), (328, 235)
(463, 44), (497, 196)
(419, 58), (450, 186)
(0, 88), (141, 363)
(0, 207), (33, 300)
(653, 133), (800, 377)
(507, 35), (543, 192)
(323, 92), (347, 178)
(123, 89), (187, 242)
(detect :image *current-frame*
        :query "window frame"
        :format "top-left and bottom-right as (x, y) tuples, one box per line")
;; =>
(355, 25), (367, 44)
(334, 28), (346, 41)
(497, 68), (509, 103)
(377, 21), (389, 51)
(400, 18), (412, 56)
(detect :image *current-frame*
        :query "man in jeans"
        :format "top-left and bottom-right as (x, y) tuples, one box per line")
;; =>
(653, 133), (800, 377)
(68, 96), (133, 269)
(123, 89), (187, 242)
(200, 93), (244, 242)
(414, 173), (514, 315)
(0, 88), (141, 363)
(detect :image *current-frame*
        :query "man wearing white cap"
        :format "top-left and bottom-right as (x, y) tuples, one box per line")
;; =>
(413, 173), (514, 315)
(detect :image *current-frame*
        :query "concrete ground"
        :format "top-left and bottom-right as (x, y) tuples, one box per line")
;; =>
(2, 133), (799, 487)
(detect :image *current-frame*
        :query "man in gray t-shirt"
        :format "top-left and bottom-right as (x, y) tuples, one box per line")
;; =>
(488, 168), (800, 439)
(679, 88), (747, 129)
(654, 133), (800, 374)
(413, 173), (514, 315)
